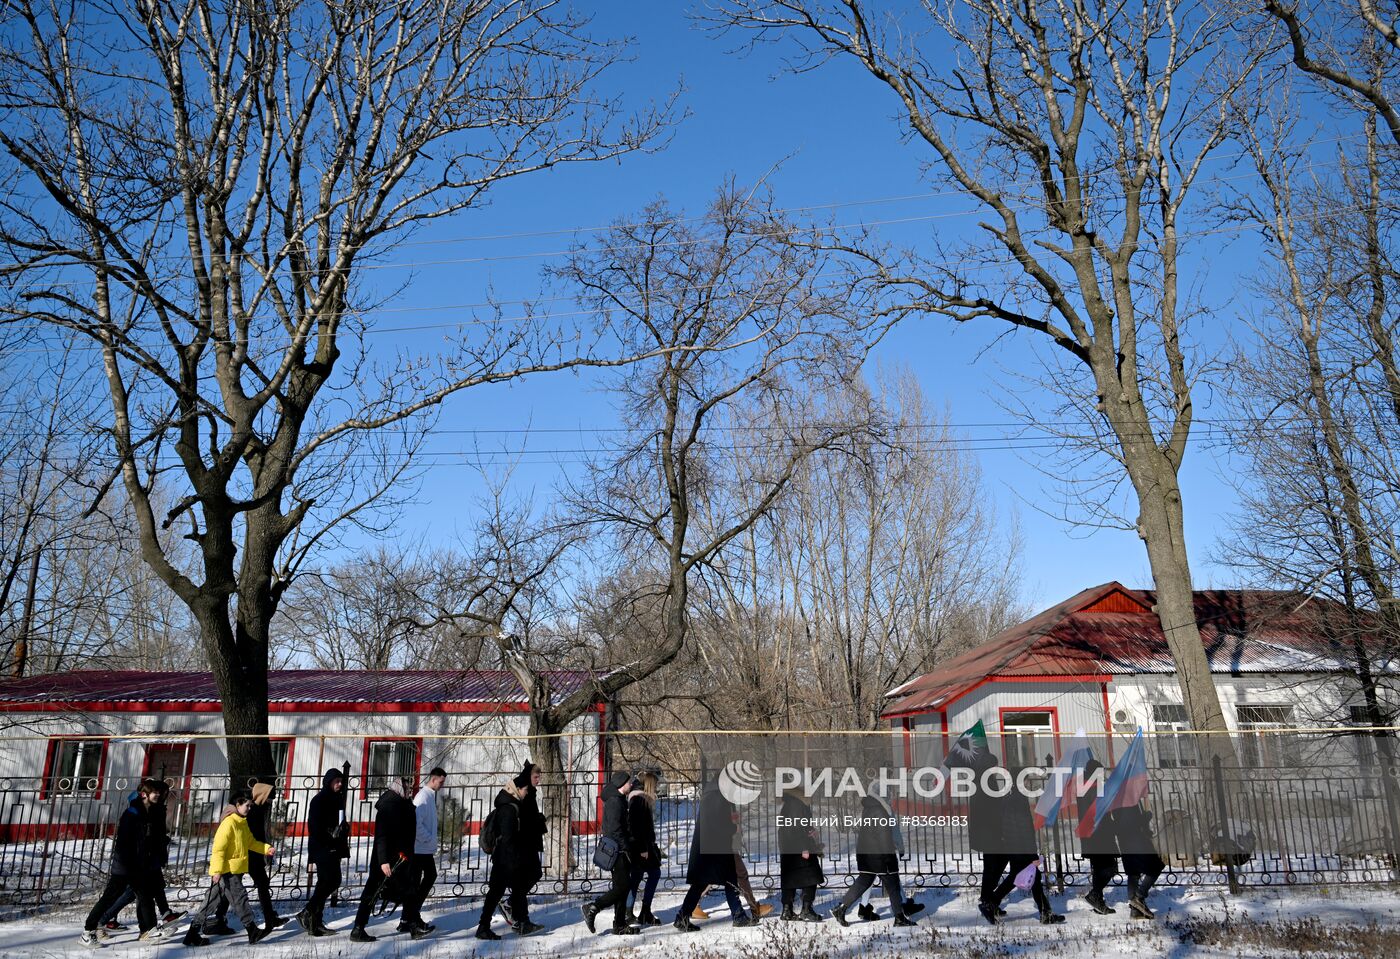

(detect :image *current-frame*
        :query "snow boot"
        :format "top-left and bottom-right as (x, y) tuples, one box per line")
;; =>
(204, 922), (236, 936)
(831, 904), (849, 927)
(798, 905), (824, 923)
(780, 904), (798, 921)
(1085, 892), (1115, 915)
(977, 900), (999, 925)
(673, 913), (700, 933)
(581, 903), (600, 933)
(857, 903), (878, 922)
(1128, 896), (1154, 920)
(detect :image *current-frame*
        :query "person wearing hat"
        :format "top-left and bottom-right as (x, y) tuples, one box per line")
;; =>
(182, 789), (278, 947)
(205, 782), (287, 935)
(475, 776), (545, 939)
(350, 777), (419, 942)
(297, 768), (349, 937)
(581, 772), (640, 935)
(499, 761), (546, 929)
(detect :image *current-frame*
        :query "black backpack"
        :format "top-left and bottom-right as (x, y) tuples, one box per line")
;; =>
(480, 809), (501, 855)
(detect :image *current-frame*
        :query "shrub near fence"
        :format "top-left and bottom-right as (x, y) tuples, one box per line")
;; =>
(1, 753), (1397, 910)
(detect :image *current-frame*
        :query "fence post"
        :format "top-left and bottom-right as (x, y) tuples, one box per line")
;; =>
(1211, 755), (1240, 895)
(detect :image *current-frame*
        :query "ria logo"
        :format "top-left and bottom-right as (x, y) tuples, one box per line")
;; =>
(717, 759), (764, 806)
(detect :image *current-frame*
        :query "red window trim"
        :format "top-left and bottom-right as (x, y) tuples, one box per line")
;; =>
(996, 705), (1061, 766)
(269, 737), (295, 792)
(139, 742), (198, 786)
(40, 736), (110, 800)
(360, 737), (423, 799)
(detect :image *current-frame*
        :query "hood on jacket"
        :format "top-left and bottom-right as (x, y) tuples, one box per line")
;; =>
(251, 782), (274, 806)
(513, 760), (537, 789)
(321, 767), (345, 793)
(375, 783), (410, 813)
(607, 771), (631, 792)
(496, 782), (524, 807)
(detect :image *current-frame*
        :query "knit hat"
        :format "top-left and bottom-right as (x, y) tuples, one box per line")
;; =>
(513, 760), (538, 789)
(608, 771), (631, 791)
(251, 782), (274, 806)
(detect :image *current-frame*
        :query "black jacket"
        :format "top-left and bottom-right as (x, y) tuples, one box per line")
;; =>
(370, 788), (417, 868)
(1077, 762), (1118, 857)
(599, 772), (631, 849)
(685, 787), (739, 887)
(853, 794), (900, 875)
(627, 792), (660, 860)
(1111, 803), (1165, 874)
(487, 788), (538, 885)
(306, 769), (349, 860)
(110, 799), (161, 876)
(778, 793), (825, 889)
(519, 787), (547, 855)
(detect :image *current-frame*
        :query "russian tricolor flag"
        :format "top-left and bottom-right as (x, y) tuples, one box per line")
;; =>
(1076, 728), (1150, 837)
(1032, 729), (1093, 829)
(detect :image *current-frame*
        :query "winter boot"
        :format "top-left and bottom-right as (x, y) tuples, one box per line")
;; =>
(1128, 895), (1154, 920)
(1085, 891), (1115, 915)
(1039, 909), (1067, 925)
(204, 922), (236, 936)
(857, 903), (878, 922)
(754, 904), (775, 918)
(904, 900), (925, 916)
(638, 910), (662, 926)
(247, 926), (271, 945)
(182, 929), (211, 947)
(295, 910), (314, 934)
(348, 925), (376, 942)
(581, 903), (600, 933)
(475, 926), (501, 941)
(831, 904), (849, 927)
(732, 912), (759, 928)
(267, 915), (291, 930)
(780, 903), (798, 921)
(977, 900), (999, 925)
(892, 912), (916, 927)
(798, 904), (824, 922)
(513, 919), (545, 935)
(673, 913), (700, 933)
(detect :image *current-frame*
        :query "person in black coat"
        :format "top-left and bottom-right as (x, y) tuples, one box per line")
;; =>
(674, 783), (755, 932)
(582, 772), (640, 935)
(970, 754), (1063, 926)
(1112, 801), (1166, 919)
(96, 780), (182, 931)
(498, 761), (545, 929)
(475, 778), (543, 939)
(80, 779), (165, 944)
(350, 778), (417, 942)
(777, 790), (824, 922)
(831, 791), (913, 926)
(1077, 758), (1119, 915)
(627, 772), (663, 926)
(297, 768), (349, 937)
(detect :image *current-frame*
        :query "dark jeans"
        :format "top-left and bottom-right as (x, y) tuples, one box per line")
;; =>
(979, 853), (1010, 904)
(838, 872), (901, 914)
(781, 884), (818, 909)
(86, 875), (156, 933)
(477, 871), (527, 932)
(190, 875), (257, 932)
(403, 853), (435, 925)
(679, 881), (743, 920)
(353, 859), (397, 929)
(307, 855), (342, 922)
(988, 853), (1050, 913)
(99, 870), (169, 924)
(629, 855), (660, 914)
(1086, 854), (1118, 896)
(589, 857), (633, 927)
(214, 852), (277, 926)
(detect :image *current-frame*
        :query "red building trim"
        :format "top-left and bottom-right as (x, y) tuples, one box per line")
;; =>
(271, 737), (295, 792)
(996, 705), (1061, 765)
(882, 673), (1116, 720)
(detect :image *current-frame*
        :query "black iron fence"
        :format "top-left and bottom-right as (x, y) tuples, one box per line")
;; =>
(0, 752), (1396, 909)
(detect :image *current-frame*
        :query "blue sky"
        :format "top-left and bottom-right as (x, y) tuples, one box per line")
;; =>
(335, 4), (1284, 612)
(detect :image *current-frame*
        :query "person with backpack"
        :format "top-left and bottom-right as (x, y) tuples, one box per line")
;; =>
(777, 788), (825, 922)
(80, 779), (167, 946)
(830, 787), (915, 927)
(581, 772), (639, 935)
(475, 777), (544, 939)
(204, 783), (288, 935)
(349, 777), (418, 942)
(1112, 800), (1166, 919)
(404, 767), (446, 937)
(296, 768), (349, 937)
(182, 789), (279, 947)
(499, 761), (545, 928)
(674, 779), (757, 931)
(1077, 757), (1119, 915)
(626, 772), (662, 926)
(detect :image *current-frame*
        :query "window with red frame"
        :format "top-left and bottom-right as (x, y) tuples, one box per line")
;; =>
(43, 738), (108, 799)
(363, 739), (420, 796)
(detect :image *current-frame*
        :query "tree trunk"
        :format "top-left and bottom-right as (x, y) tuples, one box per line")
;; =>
(527, 713), (573, 888)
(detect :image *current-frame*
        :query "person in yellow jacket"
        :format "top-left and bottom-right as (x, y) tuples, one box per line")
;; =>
(183, 789), (279, 947)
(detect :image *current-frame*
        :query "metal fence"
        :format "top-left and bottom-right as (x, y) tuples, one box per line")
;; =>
(0, 754), (1396, 909)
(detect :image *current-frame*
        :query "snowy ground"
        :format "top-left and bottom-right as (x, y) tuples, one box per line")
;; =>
(4, 884), (1398, 958)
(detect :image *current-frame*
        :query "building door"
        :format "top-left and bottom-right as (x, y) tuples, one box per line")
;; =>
(144, 743), (194, 789)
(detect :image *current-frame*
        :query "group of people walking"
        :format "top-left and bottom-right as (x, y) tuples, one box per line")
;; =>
(80, 756), (1167, 948)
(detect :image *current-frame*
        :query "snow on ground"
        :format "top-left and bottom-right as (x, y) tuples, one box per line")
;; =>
(4, 884), (1398, 959)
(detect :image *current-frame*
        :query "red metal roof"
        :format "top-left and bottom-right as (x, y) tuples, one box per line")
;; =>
(0, 668), (593, 708)
(882, 582), (1392, 717)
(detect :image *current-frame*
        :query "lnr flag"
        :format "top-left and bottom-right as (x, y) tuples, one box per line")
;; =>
(1033, 729), (1093, 829)
(1077, 728), (1149, 837)
(941, 720), (990, 771)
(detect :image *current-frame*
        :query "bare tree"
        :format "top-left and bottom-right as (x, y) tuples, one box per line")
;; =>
(706, 0), (1266, 755)
(0, 0), (669, 782)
